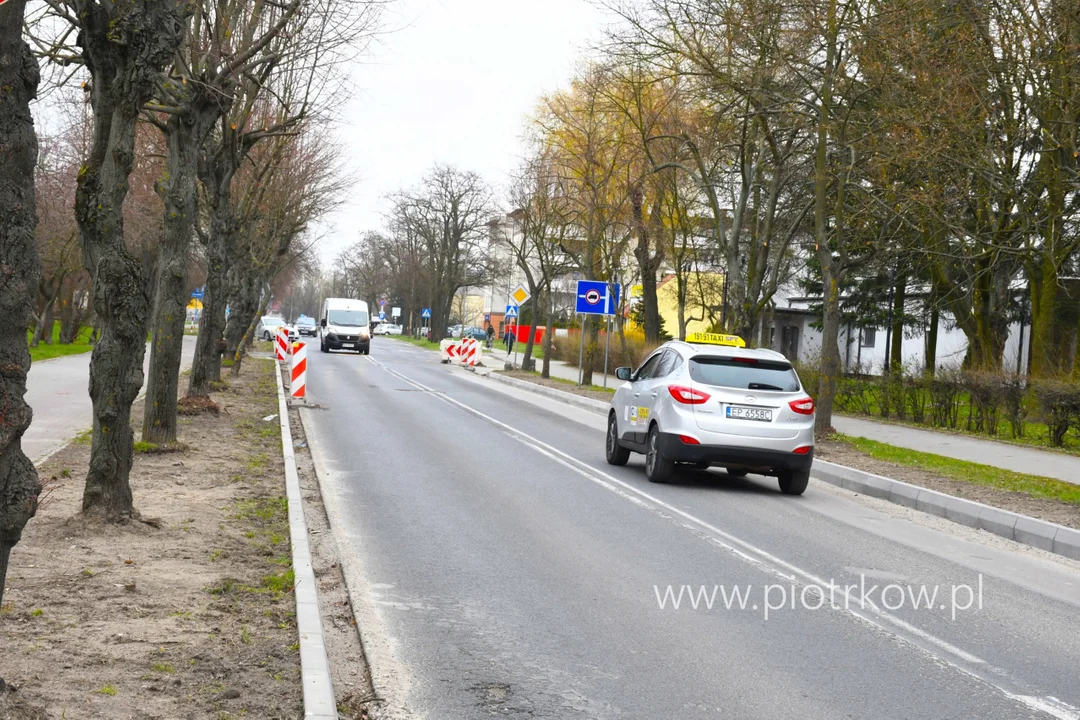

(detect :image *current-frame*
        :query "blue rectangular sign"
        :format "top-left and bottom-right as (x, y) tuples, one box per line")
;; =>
(421, 308), (431, 319)
(505, 305), (518, 319)
(575, 280), (621, 316)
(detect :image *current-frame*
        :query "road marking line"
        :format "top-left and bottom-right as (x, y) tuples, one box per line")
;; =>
(367, 356), (1080, 720)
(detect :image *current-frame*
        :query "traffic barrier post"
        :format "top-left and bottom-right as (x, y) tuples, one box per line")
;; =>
(290, 342), (307, 399)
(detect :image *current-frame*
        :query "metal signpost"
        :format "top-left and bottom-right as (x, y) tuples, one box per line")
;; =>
(573, 280), (621, 386)
(508, 285), (531, 368)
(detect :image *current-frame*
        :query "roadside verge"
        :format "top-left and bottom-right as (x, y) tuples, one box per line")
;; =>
(469, 368), (1080, 562)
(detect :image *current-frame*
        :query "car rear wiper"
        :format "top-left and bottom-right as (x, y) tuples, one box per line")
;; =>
(748, 383), (784, 391)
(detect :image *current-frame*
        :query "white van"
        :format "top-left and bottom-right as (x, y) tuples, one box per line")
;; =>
(319, 298), (371, 354)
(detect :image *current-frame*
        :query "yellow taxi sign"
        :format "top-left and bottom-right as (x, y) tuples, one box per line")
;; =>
(685, 332), (746, 348)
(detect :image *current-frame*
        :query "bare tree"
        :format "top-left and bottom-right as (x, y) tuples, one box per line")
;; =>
(0, 0), (42, 607)
(389, 166), (497, 342)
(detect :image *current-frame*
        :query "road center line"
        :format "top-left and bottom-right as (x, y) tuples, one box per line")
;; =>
(366, 355), (1079, 720)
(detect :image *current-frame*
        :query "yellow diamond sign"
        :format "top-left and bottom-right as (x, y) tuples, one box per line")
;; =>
(510, 284), (531, 306)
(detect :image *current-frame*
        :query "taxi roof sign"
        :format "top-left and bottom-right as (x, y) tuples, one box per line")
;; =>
(685, 332), (746, 348)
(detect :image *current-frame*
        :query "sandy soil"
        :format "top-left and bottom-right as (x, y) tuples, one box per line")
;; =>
(0, 359), (303, 719)
(817, 440), (1080, 530)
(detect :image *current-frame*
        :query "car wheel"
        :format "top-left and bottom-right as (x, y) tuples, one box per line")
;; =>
(605, 413), (630, 466)
(778, 469), (810, 496)
(645, 425), (673, 484)
(262, 331), (271, 341)
(726, 469), (748, 478)
(320, 339), (328, 353)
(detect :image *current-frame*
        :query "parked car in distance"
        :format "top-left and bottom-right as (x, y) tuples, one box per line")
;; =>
(373, 322), (402, 336)
(256, 316), (296, 342)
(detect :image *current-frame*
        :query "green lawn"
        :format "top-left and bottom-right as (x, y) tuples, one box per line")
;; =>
(28, 323), (93, 363)
(837, 434), (1080, 506)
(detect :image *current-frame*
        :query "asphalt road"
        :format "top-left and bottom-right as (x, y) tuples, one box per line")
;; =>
(301, 338), (1080, 720)
(24, 336), (197, 463)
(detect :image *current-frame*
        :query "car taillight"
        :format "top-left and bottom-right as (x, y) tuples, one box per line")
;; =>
(668, 385), (711, 405)
(678, 435), (700, 445)
(793, 445), (813, 455)
(789, 397), (815, 415)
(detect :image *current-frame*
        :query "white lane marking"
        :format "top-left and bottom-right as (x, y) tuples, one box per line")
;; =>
(367, 356), (1080, 720)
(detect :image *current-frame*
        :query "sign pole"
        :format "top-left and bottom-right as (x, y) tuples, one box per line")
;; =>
(603, 315), (611, 390)
(577, 315), (586, 386)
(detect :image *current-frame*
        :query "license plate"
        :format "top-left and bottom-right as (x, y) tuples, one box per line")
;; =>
(726, 406), (772, 422)
(342, 343), (355, 348)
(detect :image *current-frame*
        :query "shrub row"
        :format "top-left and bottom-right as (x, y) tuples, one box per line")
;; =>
(547, 329), (660, 375)
(800, 365), (1080, 447)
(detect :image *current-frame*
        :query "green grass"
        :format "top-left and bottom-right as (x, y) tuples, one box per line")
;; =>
(523, 371), (615, 394)
(28, 322), (93, 363)
(838, 435), (1080, 506)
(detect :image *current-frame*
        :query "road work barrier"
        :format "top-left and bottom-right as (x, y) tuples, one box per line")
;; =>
(440, 339), (461, 364)
(290, 342), (307, 399)
(460, 337), (481, 367)
(275, 328), (288, 360)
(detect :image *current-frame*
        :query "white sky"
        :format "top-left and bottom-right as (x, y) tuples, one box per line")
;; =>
(314, 0), (613, 263)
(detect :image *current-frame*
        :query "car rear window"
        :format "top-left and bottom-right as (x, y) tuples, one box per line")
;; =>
(689, 356), (801, 392)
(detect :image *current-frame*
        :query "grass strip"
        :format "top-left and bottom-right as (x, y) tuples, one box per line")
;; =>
(837, 434), (1080, 506)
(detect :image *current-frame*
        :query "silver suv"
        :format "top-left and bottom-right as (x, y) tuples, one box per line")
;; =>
(606, 334), (816, 495)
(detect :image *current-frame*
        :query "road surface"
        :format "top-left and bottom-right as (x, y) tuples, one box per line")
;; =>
(24, 336), (197, 463)
(300, 338), (1080, 720)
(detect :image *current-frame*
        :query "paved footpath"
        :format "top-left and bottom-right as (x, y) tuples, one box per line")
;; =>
(832, 415), (1080, 486)
(481, 345), (1080, 486)
(24, 337), (197, 464)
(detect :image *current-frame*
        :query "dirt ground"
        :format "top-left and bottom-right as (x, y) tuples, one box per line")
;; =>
(0, 355), (369, 719)
(816, 439), (1080, 530)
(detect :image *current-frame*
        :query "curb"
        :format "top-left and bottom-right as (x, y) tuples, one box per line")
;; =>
(477, 369), (611, 416)
(274, 361), (338, 719)
(470, 369), (1080, 562)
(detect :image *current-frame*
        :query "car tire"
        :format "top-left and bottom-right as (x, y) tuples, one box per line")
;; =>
(778, 469), (810, 496)
(645, 425), (673, 484)
(262, 331), (271, 341)
(320, 339), (328, 353)
(726, 469), (748, 478)
(605, 413), (630, 466)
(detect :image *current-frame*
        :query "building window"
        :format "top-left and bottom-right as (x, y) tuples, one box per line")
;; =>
(861, 327), (877, 348)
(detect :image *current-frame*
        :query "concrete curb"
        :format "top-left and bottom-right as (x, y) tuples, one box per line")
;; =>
(811, 459), (1080, 561)
(477, 369), (611, 416)
(470, 369), (1080, 563)
(274, 361), (338, 719)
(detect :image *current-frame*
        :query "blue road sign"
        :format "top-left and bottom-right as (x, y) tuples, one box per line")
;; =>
(575, 280), (621, 316)
(421, 308), (431, 319)
(379, 312), (386, 321)
(505, 305), (518, 319)
(191, 286), (205, 299)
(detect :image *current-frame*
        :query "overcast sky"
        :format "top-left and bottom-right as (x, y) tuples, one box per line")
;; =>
(314, 0), (614, 263)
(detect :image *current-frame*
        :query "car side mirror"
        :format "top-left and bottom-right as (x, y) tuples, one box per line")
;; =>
(616, 367), (632, 381)
(320, 319), (326, 328)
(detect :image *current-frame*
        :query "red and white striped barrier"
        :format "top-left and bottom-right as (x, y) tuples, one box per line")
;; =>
(275, 328), (288, 360)
(290, 342), (307, 399)
(460, 337), (480, 366)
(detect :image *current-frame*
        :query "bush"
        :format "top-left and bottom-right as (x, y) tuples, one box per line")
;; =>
(929, 369), (964, 429)
(1033, 380), (1080, 447)
(549, 327), (659, 374)
(963, 372), (1006, 435)
(1001, 375), (1028, 439)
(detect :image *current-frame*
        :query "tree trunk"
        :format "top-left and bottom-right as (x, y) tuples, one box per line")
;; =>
(36, 299), (55, 345)
(74, 0), (185, 522)
(521, 287), (541, 372)
(144, 111), (211, 443)
(224, 270), (262, 375)
(925, 294), (940, 375)
(889, 274), (906, 371)
(0, 0), (42, 607)
(542, 295), (555, 380)
(581, 315), (600, 386)
(815, 277), (843, 437)
(631, 184), (663, 343)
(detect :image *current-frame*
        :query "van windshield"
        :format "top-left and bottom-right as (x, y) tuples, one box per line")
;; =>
(689, 356), (801, 392)
(328, 310), (369, 327)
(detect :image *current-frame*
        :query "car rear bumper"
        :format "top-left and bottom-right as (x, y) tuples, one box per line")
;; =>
(656, 432), (813, 472)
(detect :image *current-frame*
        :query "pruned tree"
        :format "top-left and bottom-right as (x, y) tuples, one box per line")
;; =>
(0, 0), (42, 607)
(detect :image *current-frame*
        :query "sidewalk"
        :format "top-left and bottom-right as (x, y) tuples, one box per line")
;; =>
(24, 336), (197, 463)
(832, 415), (1080, 486)
(482, 346), (615, 387)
